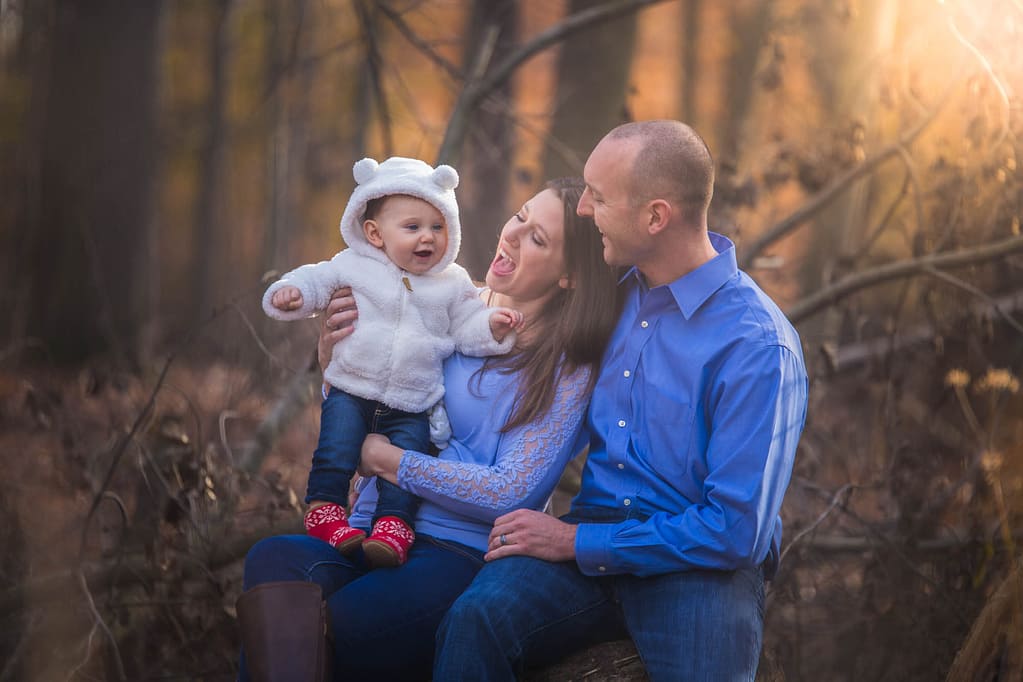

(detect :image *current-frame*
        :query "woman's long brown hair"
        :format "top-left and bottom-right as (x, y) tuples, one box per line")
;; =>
(478, 177), (621, 433)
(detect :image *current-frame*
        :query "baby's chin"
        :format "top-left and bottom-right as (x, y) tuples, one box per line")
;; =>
(405, 258), (443, 275)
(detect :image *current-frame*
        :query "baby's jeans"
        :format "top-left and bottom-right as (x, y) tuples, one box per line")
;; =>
(306, 387), (429, 526)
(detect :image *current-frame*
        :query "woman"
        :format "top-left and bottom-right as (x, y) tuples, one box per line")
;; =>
(239, 177), (620, 680)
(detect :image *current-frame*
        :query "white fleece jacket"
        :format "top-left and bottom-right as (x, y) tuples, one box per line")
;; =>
(264, 157), (514, 413)
(262, 252), (513, 414)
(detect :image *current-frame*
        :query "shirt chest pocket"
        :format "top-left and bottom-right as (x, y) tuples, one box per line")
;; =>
(633, 386), (697, 488)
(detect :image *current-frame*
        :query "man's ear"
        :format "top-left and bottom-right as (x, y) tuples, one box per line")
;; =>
(364, 220), (385, 248)
(646, 199), (672, 236)
(558, 274), (576, 290)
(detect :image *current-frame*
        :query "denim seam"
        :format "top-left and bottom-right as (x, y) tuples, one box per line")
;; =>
(517, 594), (615, 664)
(303, 559), (355, 581)
(421, 535), (485, 566)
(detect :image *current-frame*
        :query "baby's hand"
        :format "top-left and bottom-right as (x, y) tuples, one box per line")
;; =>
(271, 285), (303, 311)
(489, 308), (524, 342)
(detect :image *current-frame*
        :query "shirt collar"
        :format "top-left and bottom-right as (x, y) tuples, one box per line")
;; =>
(620, 232), (738, 320)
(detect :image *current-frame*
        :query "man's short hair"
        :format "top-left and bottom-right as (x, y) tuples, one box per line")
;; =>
(607, 120), (714, 227)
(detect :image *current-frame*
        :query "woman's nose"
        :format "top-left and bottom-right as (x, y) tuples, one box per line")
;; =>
(502, 224), (523, 244)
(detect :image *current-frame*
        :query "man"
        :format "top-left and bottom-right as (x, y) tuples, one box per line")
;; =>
(432, 120), (809, 681)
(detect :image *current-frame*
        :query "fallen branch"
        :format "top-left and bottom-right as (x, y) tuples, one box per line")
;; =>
(78, 569), (127, 681)
(0, 517), (303, 617)
(235, 349), (320, 473)
(78, 353), (175, 560)
(822, 289), (1023, 372)
(946, 561), (1023, 682)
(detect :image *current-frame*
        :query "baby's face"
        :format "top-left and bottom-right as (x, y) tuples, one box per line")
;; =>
(367, 195), (449, 275)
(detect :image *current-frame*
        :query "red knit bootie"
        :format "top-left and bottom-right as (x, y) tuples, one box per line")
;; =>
(304, 502), (365, 555)
(362, 516), (415, 568)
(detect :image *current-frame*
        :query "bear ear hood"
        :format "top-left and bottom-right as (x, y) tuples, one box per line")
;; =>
(339, 156), (462, 273)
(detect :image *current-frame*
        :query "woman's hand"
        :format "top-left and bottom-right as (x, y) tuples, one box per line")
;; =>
(359, 434), (403, 485)
(348, 473), (363, 509)
(318, 287), (358, 372)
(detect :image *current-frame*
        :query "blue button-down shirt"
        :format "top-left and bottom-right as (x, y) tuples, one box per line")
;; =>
(573, 233), (808, 577)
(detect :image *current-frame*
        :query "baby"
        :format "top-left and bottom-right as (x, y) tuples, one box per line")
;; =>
(263, 157), (520, 567)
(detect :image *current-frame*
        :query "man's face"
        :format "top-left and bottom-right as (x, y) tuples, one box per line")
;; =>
(577, 137), (649, 268)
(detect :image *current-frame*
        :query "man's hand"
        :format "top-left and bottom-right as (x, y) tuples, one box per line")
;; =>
(318, 287), (358, 372)
(489, 308), (524, 342)
(485, 509), (577, 562)
(271, 285), (304, 311)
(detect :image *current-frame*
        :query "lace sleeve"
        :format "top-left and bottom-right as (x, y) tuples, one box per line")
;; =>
(398, 365), (592, 522)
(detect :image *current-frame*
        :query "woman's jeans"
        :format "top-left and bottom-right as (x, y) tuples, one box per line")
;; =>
(434, 510), (766, 682)
(240, 533), (484, 681)
(308, 387), (430, 525)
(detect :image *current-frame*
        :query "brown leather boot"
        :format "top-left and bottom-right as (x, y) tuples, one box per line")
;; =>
(237, 581), (332, 682)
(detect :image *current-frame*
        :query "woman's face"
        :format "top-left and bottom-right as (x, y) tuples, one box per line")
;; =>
(486, 188), (569, 304)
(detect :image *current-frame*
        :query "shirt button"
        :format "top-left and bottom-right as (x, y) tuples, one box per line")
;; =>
(617, 463), (625, 470)
(623, 498), (631, 506)
(617, 419), (626, 427)
(623, 370), (630, 378)
(640, 320), (649, 328)
(598, 566), (607, 573)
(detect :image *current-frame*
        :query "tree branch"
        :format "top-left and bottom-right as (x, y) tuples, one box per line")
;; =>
(375, 2), (462, 80)
(738, 74), (963, 270)
(786, 234), (1023, 324)
(436, 0), (672, 165)
(436, 23), (500, 165)
(478, 0), (670, 102)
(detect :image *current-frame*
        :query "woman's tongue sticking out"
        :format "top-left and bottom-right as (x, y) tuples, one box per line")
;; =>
(490, 248), (516, 277)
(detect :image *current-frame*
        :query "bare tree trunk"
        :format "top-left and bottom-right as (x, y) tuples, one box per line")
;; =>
(798, 0), (897, 342)
(350, 3), (377, 163)
(261, 0), (311, 275)
(718, 0), (774, 164)
(262, 0), (286, 277)
(456, 0), (518, 280)
(542, 0), (640, 178)
(20, 0), (163, 364)
(194, 0), (233, 325)
(0, 0), (50, 354)
(355, 0), (394, 159)
(679, 0), (700, 126)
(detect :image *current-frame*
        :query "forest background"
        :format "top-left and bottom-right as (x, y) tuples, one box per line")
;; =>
(1, 0), (1022, 680)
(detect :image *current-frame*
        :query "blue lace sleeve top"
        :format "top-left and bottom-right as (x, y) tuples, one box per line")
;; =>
(348, 351), (592, 552)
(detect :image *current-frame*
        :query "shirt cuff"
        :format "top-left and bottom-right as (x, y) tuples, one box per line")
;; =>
(574, 522), (617, 576)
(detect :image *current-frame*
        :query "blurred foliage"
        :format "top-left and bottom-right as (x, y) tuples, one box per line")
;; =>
(0, 0), (1022, 679)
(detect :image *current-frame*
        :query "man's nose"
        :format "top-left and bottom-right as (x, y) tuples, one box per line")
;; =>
(577, 190), (592, 216)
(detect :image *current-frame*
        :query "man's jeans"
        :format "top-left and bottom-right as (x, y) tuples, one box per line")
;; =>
(434, 529), (765, 681)
(307, 387), (430, 525)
